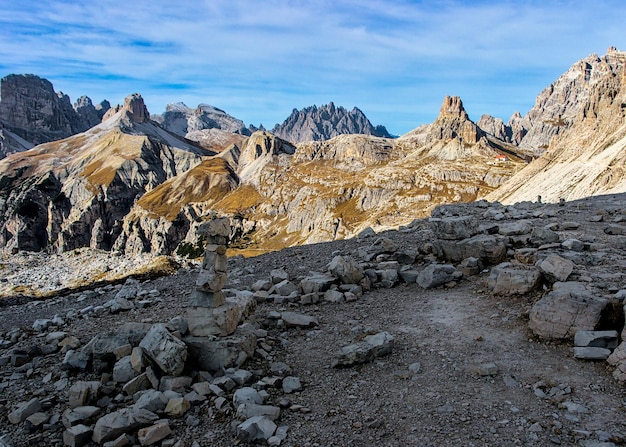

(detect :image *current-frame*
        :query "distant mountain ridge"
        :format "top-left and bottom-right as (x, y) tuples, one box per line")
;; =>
(0, 47), (624, 255)
(271, 102), (393, 143)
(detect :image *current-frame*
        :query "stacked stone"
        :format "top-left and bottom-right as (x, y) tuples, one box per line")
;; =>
(187, 217), (242, 337)
(190, 217), (230, 308)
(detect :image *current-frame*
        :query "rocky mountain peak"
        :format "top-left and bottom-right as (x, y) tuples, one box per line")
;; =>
(271, 102), (393, 143)
(123, 93), (149, 123)
(429, 95), (482, 144)
(436, 96), (469, 121)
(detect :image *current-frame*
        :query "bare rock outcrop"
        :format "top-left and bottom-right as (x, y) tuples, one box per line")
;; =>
(0, 74), (108, 153)
(271, 102), (392, 143)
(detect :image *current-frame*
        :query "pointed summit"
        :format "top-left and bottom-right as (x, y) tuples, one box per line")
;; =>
(123, 93), (149, 123)
(436, 96), (469, 121)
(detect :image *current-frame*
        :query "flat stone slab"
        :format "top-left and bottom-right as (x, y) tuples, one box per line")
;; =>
(573, 347), (612, 360)
(574, 330), (619, 349)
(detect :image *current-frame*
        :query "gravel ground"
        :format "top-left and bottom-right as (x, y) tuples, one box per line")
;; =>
(1, 194), (626, 446)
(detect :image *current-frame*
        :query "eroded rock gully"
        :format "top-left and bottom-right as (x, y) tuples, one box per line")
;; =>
(0, 194), (625, 446)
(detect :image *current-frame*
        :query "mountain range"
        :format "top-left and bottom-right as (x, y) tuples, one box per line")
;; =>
(0, 47), (624, 255)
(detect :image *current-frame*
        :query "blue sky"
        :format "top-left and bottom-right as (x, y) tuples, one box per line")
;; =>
(1, 1), (625, 135)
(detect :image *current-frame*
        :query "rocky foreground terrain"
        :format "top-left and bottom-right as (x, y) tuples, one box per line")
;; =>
(1, 193), (625, 446)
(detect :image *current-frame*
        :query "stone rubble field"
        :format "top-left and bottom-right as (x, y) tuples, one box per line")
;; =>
(1, 193), (626, 447)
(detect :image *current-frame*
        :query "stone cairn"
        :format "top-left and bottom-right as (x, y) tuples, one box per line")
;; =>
(187, 217), (239, 337)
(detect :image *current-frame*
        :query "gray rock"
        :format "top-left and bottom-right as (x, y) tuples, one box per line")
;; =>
(114, 278), (140, 300)
(332, 332), (394, 367)
(137, 422), (172, 446)
(487, 263), (542, 295)
(359, 237), (397, 261)
(133, 390), (168, 413)
(300, 275), (336, 294)
(272, 280), (299, 297)
(398, 267), (419, 283)
(32, 318), (52, 332)
(537, 254), (574, 282)
(270, 362), (291, 377)
(498, 221), (532, 236)
(429, 215), (479, 240)
(328, 256), (364, 284)
(573, 347), (612, 360)
(323, 289), (345, 303)
(62, 406), (101, 428)
(282, 376), (302, 393)
(68, 381), (101, 408)
(123, 371), (155, 395)
(281, 312), (319, 328)
(184, 326), (257, 373)
(574, 330), (619, 349)
(104, 297), (134, 313)
(529, 282), (607, 339)
(377, 268), (399, 288)
(417, 264), (461, 289)
(63, 424), (93, 447)
(236, 416), (277, 442)
(357, 227), (376, 238)
(61, 350), (90, 371)
(432, 234), (507, 264)
(270, 268), (289, 284)
(113, 356), (139, 383)
(562, 238), (585, 251)
(605, 224), (626, 235)
(92, 408), (159, 444)
(233, 387), (263, 406)
(8, 398), (42, 424)
(236, 403), (281, 421)
(139, 324), (187, 376)
(530, 227), (560, 246)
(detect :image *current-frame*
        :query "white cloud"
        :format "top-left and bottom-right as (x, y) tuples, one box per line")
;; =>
(1, 0), (625, 134)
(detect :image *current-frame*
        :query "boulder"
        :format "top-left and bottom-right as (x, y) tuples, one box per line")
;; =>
(137, 422), (172, 446)
(92, 408), (159, 444)
(8, 398), (42, 424)
(139, 324), (187, 376)
(164, 397), (190, 418)
(233, 387), (263, 406)
(487, 263), (542, 295)
(69, 381), (101, 409)
(530, 227), (560, 246)
(537, 254), (574, 283)
(300, 274), (336, 294)
(133, 390), (168, 413)
(270, 268), (289, 284)
(529, 282), (607, 339)
(62, 406), (101, 428)
(432, 234), (507, 265)
(328, 256), (364, 284)
(429, 215), (479, 240)
(236, 416), (277, 442)
(332, 332), (394, 367)
(184, 326), (257, 373)
(417, 264), (461, 289)
(63, 424), (93, 447)
(497, 221), (532, 236)
(282, 376), (302, 393)
(113, 356), (139, 383)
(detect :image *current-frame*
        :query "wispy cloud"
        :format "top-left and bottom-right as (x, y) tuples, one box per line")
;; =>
(1, 0), (625, 134)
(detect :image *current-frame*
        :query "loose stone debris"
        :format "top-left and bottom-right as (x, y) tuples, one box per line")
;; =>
(1, 195), (626, 446)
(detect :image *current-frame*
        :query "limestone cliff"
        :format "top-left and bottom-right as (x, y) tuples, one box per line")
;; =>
(0, 94), (211, 252)
(0, 74), (109, 157)
(487, 48), (626, 204)
(154, 103), (251, 152)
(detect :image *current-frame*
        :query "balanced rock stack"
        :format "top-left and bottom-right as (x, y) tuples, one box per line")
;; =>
(187, 217), (240, 337)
